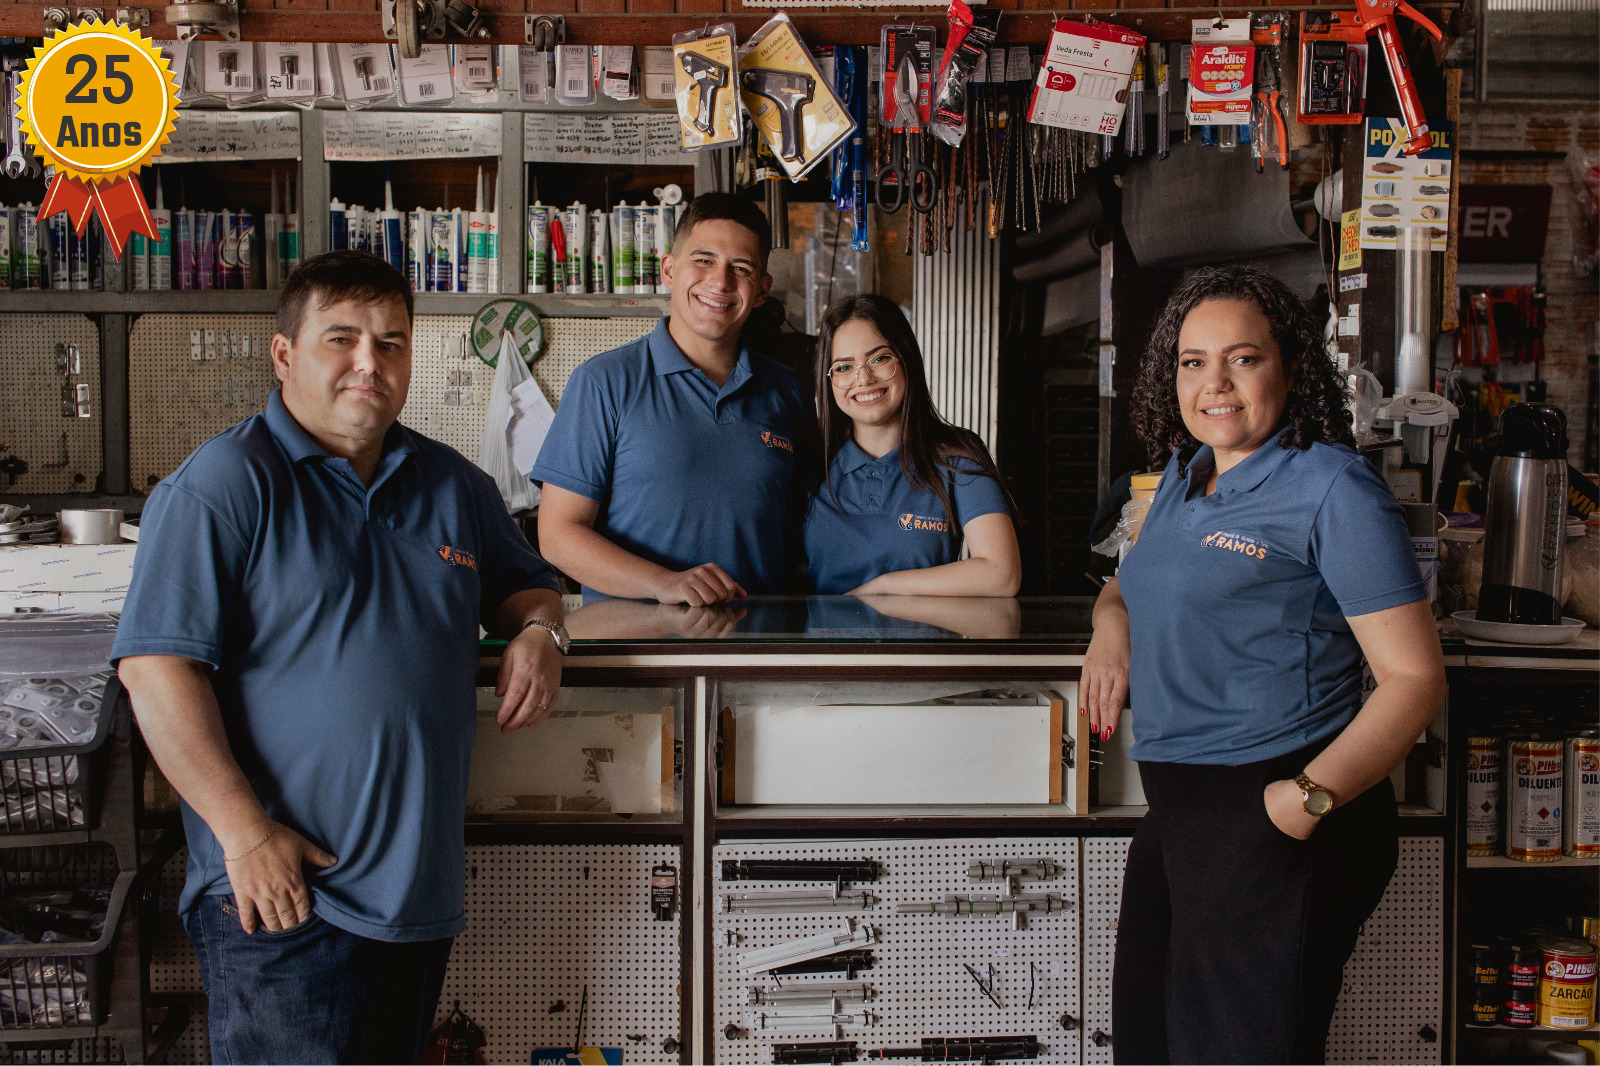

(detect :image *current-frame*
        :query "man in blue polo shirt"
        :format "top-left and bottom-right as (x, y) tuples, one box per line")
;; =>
(531, 193), (812, 604)
(113, 251), (567, 1064)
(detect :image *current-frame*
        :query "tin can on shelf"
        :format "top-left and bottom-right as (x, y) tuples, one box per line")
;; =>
(1469, 941), (1503, 987)
(1580, 917), (1600, 951)
(1468, 991), (1500, 1026)
(1508, 941), (1543, 989)
(1507, 736), (1564, 861)
(1503, 987), (1538, 1027)
(1467, 735), (1504, 856)
(1565, 731), (1600, 858)
(1538, 937), (1598, 1030)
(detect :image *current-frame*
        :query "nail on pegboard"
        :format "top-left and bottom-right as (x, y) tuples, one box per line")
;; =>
(128, 314), (655, 488)
(1082, 836), (1444, 1066)
(146, 843), (684, 1065)
(712, 837), (1083, 1065)
(0, 315), (103, 495)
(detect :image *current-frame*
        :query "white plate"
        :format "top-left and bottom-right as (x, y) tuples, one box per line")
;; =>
(1452, 611), (1587, 645)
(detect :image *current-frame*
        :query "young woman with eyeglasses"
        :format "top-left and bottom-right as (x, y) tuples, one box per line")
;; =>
(802, 294), (1021, 596)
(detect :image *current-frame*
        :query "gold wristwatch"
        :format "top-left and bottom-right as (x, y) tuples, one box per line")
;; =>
(1294, 773), (1335, 817)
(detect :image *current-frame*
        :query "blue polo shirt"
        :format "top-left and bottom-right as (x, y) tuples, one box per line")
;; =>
(529, 319), (811, 602)
(1116, 437), (1425, 765)
(802, 441), (1011, 594)
(111, 391), (559, 942)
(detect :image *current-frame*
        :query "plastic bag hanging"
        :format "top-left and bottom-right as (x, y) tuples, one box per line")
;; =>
(476, 330), (541, 515)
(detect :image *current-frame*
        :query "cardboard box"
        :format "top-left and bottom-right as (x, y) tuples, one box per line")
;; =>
(0, 545), (138, 594)
(1028, 20), (1145, 136)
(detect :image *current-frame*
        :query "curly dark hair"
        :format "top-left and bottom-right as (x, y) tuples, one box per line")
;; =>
(1130, 265), (1352, 473)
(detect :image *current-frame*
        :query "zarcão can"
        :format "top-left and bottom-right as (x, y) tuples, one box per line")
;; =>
(1538, 937), (1597, 1030)
(1467, 735), (1503, 856)
(1508, 736), (1564, 861)
(1565, 732), (1600, 858)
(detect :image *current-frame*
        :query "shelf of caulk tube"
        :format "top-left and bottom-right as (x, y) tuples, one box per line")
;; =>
(0, 290), (671, 317)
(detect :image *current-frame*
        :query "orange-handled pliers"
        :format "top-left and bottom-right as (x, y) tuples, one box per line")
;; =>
(1251, 47), (1288, 173)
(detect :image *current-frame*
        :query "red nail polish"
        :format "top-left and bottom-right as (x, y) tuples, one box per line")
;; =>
(1102, 727), (1112, 741)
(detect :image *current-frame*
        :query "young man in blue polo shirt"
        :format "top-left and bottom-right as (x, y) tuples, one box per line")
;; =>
(114, 251), (568, 1064)
(531, 193), (813, 605)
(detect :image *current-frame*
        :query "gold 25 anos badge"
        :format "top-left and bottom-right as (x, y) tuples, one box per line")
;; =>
(16, 18), (178, 257)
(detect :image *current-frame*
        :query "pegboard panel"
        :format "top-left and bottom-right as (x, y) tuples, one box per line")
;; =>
(0, 315), (103, 494)
(712, 838), (1081, 1065)
(441, 844), (682, 1063)
(127, 313), (655, 487)
(1325, 837), (1445, 1065)
(148, 843), (683, 1065)
(128, 315), (280, 492)
(1081, 836), (1444, 1066)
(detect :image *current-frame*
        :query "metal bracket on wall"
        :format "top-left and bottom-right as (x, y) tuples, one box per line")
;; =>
(524, 13), (565, 51)
(164, 0), (239, 41)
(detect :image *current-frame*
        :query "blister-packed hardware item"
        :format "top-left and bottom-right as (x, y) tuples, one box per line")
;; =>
(879, 23), (937, 127)
(930, 0), (1001, 147)
(1028, 19), (1146, 136)
(673, 24), (741, 152)
(331, 43), (397, 108)
(738, 13), (856, 180)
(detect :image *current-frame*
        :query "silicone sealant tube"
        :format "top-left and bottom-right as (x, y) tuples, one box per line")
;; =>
(563, 202), (587, 293)
(13, 205), (40, 290)
(453, 207), (467, 293)
(527, 202), (550, 293)
(589, 209), (611, 294)
(429, 207), (456, 293)
(264, 172), (282, 290)
(175, 209), (195, 291)
(378, 175), (404, 274)
(634, 206), (658, 293)
(655, 205), (673, 294)
(47, 213), (69, 290)
(150, 181), (173, 291)
(406, 209), (425, 291)
(328, 197), (347, 251)
(69, 221), (91, 290)
(467, 166), (491, 294)
(234, 211), (255, 289)
(0, 207), (11, 290)
(346, 206), (367, 256)
(217, 208), (239, 290)
(280, 178), (300, 278)
(486, 173), (500, 293)
(195, 210), (216, 290)
(611, 202), (636, 294)
(131, 230), (149, 290)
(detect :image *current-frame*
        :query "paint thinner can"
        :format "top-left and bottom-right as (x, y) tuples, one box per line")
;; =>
(1565, 731), (1600, 858)
(1467, 734), (1503, 856)
(1538, 937), (1597, 1030)
(1507, 736), (1564, 861)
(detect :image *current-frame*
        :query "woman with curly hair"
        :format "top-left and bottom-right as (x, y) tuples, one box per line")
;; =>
(1080, 266), (1445, 1064)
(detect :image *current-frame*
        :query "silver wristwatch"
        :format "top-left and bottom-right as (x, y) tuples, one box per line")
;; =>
(521, 618), (570, 655)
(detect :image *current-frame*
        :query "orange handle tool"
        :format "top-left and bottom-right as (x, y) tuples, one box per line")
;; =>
(1353, 0), (1443, 156)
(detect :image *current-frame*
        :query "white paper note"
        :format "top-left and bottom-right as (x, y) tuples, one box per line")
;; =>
(508, 377), (556, 475)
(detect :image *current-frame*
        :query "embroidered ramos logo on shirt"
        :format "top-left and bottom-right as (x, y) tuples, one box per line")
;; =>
(760, 430), (794, 453)
(437, 544), (478, 571)
(1201, 530), (1270, 560)
(899, 513), (950, 533)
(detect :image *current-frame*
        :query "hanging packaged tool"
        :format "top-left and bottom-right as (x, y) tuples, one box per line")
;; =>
(673, 25), (741, 151)
(1122, 49), (1146, 157)
(1188, 18), (1253, 128)
(876, 50), (939, 216)
(650, 863), (677, 921)
(880, 24), (937, 132)
(1298, 12), (1368, 124)
(1028, 19), (1146, 136)
(1151, 43), (1171, 158)
(1352, 0), (1443, 156)
(738, 13), (855, 180)
(721, 858), (880, 883)
(930, 1), (1000, 147)
(829, 45), (870, 252)
(421, 1001), (488, 1065)
(1249, 17), (1288, 172)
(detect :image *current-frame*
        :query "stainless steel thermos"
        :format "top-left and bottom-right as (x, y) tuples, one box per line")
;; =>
(1479, 403), (1569, 625)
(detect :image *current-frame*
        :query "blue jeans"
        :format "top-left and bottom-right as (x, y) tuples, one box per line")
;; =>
(183, 895), (454, 1065)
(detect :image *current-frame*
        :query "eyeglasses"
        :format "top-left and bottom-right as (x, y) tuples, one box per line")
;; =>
(827, 352), (900, 386)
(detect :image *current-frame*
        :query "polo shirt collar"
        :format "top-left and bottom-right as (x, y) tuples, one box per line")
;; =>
(263, 388), (418, 472)
(650, 317), (755, 398)
(835, 439), (898, 476)
(1187, 433), (1294, 496)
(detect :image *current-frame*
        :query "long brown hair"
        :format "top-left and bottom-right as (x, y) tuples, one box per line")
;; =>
(815, 294), (1016, 527)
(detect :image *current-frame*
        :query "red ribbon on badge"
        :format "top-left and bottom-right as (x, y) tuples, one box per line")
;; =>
(40, 173), (160, 257)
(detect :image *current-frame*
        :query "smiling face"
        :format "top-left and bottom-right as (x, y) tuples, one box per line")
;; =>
(270, 293), (412, 462)
(827, 318), (906, 435)
(662, 218), (772, 353)
(1175, 298), (1291, 473)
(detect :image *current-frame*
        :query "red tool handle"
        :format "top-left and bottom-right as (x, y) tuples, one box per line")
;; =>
(1356, 0), (1443, 157)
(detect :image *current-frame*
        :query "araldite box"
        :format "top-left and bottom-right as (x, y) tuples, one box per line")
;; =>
(1027, 20), (1145, 136)
(0, 545), (137, 594)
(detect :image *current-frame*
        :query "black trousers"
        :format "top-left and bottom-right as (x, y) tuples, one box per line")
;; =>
(1111, 744), (1399, 1065)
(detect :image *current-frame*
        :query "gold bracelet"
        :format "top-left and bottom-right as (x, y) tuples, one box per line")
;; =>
(222, 823), (277, 863)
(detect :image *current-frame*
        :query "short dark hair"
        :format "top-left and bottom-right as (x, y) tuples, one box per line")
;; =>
(1130, 265), (1352, 473)
(276, 251), (414, 342)
(671, 192), (772, 265)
